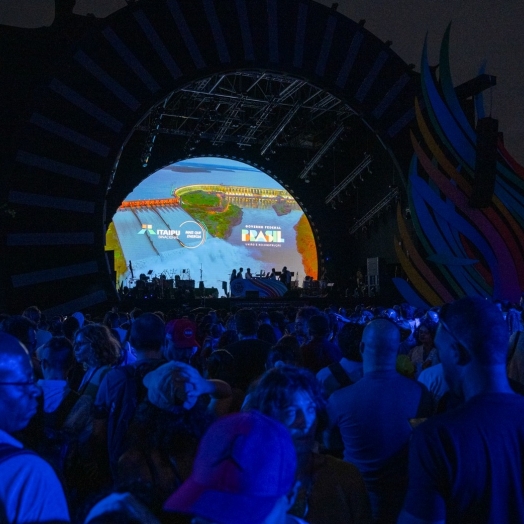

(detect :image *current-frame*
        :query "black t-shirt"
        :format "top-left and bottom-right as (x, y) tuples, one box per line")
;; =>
(404, 392), (524, 523)
(224, 338), (272, 391)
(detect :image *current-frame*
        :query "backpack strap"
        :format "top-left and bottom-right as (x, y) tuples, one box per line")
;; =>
(328, 362), (353, 388)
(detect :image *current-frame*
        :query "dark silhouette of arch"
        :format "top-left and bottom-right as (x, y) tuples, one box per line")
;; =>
(3, 0), (420, 313)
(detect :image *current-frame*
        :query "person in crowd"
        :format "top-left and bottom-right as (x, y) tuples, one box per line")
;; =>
(224, 308), (273, 392)
(268, 335), (303, 368)
(163, 410), (307, 524)
(35, 337), (91, 441)
(0, 332), (70, 523)
(316, 323), (364, 396)
(200, 323), (223, 359)
(93, 313), (167, 477)
(0, 315), (39, 376)
(217, 328), (238, 349)
(246, 366), (372, 524)
(326, 319), (433, 523)
(293, 306), (321, 346)
(399, 297), (524, 523)
(23, 305), (52, 349)
(36, 336), (77, 414)
(102, 311), (127, 345)
(71, 311), (85, 329)
(407, 319), (438, 377)
(269, 310), (286, 340)
(257, 323), (278, 345)
(73, 324), (120, 399)
(62, 315), (80, 343)
(205, 349), (244, 415)
(116, 360), (227, 512)
(300, 314), (342, 374)
(17, 336), (92, 506)
(258, 311), (283, 342)
(164, 318), (201, 365)
(417, 360), (449, 409)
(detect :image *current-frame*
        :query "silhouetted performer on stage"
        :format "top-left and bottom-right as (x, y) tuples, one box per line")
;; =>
(280, 266), (291, 289)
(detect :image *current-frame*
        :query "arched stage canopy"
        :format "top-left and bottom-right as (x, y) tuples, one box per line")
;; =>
(2, 0), (523, 314)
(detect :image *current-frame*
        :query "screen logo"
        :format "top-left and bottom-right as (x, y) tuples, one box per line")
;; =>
(138, 224), (156, 235)
(241, 228), (285, 243)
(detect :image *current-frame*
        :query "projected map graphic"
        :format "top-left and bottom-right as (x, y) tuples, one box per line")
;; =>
(106, 157), (318, 292)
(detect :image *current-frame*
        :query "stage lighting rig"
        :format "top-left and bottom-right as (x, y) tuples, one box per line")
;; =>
(349, 186), (400, 234)
(298, 124), (345, 180)
(260, 101), (301, 155)
(325, 153), (373, 204)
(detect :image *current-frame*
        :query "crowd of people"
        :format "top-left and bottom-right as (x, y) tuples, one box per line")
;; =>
(1, 295), (524, 523)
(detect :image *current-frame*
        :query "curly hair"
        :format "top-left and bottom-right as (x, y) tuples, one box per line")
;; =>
(76, 323), (121, 366)
(247, 365), (327, 421)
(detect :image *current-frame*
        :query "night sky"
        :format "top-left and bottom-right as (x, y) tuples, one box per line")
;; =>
(2, 0), (523, 163)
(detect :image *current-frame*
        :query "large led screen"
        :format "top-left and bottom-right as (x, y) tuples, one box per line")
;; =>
(106, 157), (318, 293)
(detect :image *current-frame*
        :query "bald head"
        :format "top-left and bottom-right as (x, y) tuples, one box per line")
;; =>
(361, 319), (400, 371)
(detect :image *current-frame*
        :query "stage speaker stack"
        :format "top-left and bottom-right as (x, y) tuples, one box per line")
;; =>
(469, 117), (498, 208)
(367, 257), (385, 295)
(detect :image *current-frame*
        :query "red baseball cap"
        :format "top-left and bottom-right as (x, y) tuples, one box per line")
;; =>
(165, 318), (199, 349)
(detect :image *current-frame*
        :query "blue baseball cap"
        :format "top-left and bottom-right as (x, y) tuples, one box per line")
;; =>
(164, 411), (297, 524)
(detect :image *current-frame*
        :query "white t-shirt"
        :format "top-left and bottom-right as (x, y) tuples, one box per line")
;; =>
(417, 363), (449, 404)
(0, 430), (70, 523)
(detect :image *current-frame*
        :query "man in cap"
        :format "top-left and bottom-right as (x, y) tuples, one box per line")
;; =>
(164, 318), (200, 363)
(398, 297), (524, 524)
(0, 332), (70, 523)
(164, 410), (305, 524)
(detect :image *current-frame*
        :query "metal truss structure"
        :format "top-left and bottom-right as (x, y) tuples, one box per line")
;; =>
(137, 71), (355, 165)
(325, 153), (373, 204)
(349, 186), (400, 234)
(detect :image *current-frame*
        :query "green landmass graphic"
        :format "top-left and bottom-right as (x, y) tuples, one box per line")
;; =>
(182, 191), (220, 207)
(181, 190), (242, 239)
(272, 201), (292, 216)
